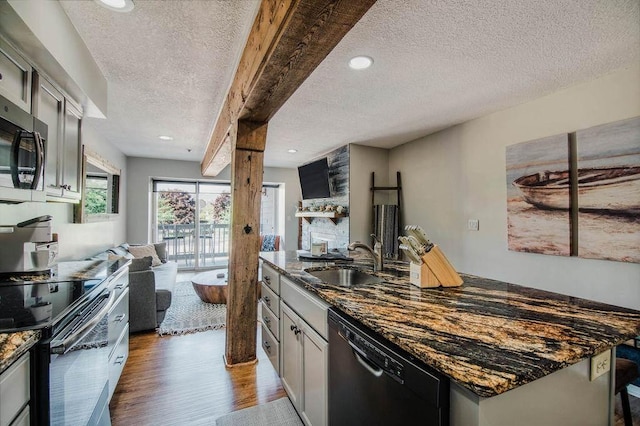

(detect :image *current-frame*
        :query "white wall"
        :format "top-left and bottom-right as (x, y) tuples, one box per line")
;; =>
(0, 123), (127, 261)
(388, 64), (640, 310)
(125, 157), (300, 251)
(349, 144), (389, 244)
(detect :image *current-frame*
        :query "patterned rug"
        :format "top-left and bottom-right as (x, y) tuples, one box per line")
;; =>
(157, 280), (226, 336)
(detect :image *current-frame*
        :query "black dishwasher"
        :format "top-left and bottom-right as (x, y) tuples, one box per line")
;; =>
(328, 308), (449, 426)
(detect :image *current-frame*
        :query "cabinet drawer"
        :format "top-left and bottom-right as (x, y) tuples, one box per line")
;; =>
(261, 324), (279, 375)
(261, 300), (280, 341)
(109, 268), (129, 301)
(109, 324), (129, 401)
(261, 282), (280, 318)
(0, 352), (29, 426)
(261, 263), (280, 295)
(281, 277), (330, 340)
(108, 288), (129, 355)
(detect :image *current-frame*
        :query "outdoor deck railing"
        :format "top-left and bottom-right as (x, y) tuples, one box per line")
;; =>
(158, 222), (230, 267)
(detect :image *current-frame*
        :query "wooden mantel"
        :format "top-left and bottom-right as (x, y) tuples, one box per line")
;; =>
(204, 0), (377, 366)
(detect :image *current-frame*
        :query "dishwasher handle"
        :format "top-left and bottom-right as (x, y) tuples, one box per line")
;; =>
(339, 330), (384, 378)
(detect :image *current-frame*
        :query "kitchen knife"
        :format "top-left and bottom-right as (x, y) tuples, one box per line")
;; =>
(399, 244), (422, 264)
(405, 225), (431, 246)
(406, 235), (427, 255)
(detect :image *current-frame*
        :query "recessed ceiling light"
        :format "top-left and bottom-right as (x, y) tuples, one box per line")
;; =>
(348, 56), (373, 70)
(158, 135), (173, 141)
(95, 0), (135, 12)
(287, 149), (298, 153)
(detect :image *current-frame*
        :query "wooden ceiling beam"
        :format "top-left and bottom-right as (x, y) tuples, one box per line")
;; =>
(201, 0), (377, 176)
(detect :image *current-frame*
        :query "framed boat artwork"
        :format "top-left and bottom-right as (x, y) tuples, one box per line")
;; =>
(576, 116), (640, 263)
(506, 134), (571, 256)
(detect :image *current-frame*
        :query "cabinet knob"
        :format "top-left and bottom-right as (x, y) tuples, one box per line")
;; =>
(264, 276), (271, 283)
(290, 324), (301, 335)
(263, 316), (271, 326)
(264, 296), (270, 304)
(264, 341), (271, 353)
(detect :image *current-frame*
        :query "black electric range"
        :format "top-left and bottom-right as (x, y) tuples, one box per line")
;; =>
(0, 259), (125, 335)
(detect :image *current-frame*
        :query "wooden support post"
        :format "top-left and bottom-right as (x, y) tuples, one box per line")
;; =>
(204, 0), (377, 367)
(225, 121), (267, 366)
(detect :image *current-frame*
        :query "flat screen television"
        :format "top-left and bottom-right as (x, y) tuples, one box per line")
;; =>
(298, 157), (331, 200)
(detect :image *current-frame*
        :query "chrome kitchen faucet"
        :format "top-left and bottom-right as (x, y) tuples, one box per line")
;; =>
(348, 234), (383, 272)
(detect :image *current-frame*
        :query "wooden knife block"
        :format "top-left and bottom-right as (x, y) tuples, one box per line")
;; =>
(409, 262), (440, 288)
(420, 245), (463, 287)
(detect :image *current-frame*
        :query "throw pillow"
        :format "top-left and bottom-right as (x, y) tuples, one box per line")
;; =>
(153, 242), (168, 263)
(129, 256), (153, 272)
(107, 253), (123, 262)
(128, 244), (162, 267)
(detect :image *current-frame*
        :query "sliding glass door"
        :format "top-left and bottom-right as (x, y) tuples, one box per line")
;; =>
(197, 182), (231, 268)
(153, 181), (198, 269)
(152, 179), (280, 270)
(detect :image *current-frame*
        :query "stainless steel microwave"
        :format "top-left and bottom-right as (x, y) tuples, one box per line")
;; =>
(0, 94), (47, 199)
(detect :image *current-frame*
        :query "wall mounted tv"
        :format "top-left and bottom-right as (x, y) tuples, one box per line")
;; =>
(298, 157), (331, 200)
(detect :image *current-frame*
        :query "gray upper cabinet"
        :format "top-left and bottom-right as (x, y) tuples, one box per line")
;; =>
(32, 71), (82, 202)
(62, 101), (81, 199)
(34, 74), (63, 197)
(0, 38), (31, 113)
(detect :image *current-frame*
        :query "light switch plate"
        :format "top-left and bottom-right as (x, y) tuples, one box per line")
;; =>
(590, 350), (611, 381)
(468, 219), (479, 231)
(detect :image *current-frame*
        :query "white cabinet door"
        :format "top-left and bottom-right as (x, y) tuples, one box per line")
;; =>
(280, 303), (302, 411)
(0, 352), (30, 426)
(34, 74), (64, 196)
(301, 322), (328, 426)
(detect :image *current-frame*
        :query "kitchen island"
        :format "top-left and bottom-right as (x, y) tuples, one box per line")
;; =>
(260, 251), (640, 425)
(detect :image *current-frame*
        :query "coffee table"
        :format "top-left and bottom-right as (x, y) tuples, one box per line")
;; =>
(191, 270), (228, 304)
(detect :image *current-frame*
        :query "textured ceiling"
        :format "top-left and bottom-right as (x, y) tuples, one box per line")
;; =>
(60, 0), (640, 170)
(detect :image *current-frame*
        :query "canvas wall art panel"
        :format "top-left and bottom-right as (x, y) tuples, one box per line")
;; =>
(506, 134), (571, 256)
(576, 116), (640, 263)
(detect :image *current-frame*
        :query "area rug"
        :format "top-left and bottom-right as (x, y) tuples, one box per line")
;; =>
(215, 397), (302, 426)
(157, 280), (226, 336)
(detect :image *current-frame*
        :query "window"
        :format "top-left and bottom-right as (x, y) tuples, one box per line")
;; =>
(84, 173), (108, 214)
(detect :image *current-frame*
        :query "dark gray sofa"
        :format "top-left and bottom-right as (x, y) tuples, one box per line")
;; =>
(91, 242), (178, 332)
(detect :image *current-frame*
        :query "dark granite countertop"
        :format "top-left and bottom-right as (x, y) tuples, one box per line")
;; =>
(260, 250), (640, 398)
(0, 330), (40, 374)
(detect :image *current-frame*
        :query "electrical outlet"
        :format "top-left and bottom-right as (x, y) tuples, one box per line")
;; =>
(468, 219), (479, 231)
(590, 350), (611, 381)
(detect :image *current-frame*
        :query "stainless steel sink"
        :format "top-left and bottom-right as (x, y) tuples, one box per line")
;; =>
(305, 267), (383, 287)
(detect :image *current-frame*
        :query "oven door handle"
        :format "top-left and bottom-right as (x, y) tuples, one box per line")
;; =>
(50, 290), (116, 355)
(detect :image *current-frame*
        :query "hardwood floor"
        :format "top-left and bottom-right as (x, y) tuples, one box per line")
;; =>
(615, 391), (640, 426)
(109, 328), (286, 425)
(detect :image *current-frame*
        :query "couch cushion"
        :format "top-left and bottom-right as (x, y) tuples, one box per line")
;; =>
(129, 244), (162, 267)
(130, 256), (153, 272)
(156, 289), (172, 312)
